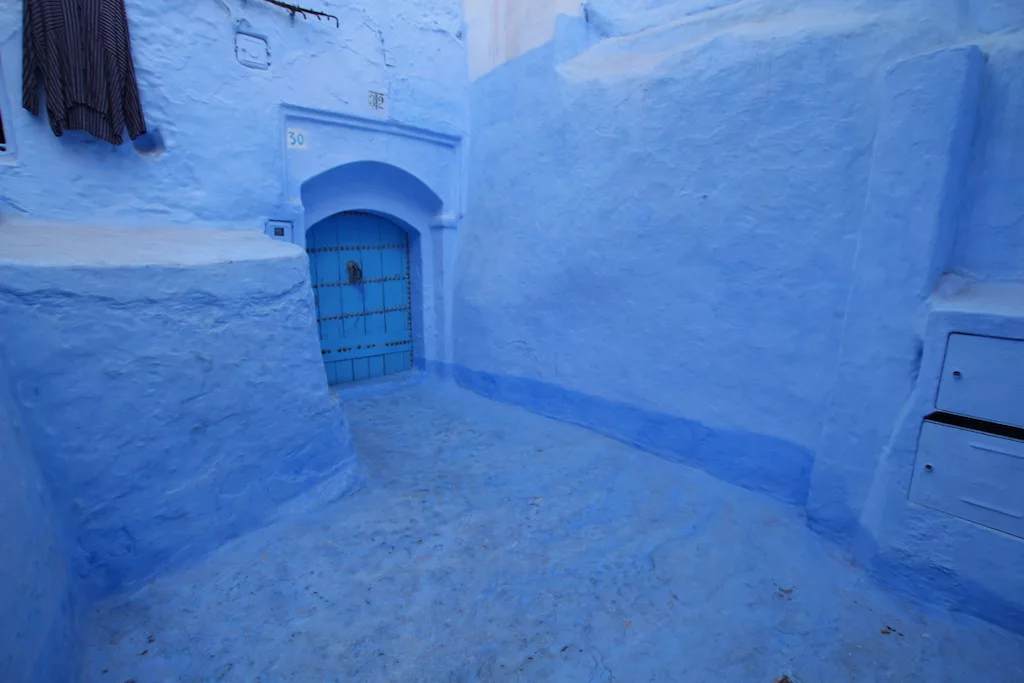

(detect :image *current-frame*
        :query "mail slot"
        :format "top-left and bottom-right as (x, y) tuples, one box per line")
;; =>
(937, 333), (1024, 429)
(910, 418), (1024, 539)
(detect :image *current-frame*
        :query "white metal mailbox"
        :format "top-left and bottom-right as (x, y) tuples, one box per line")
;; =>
(911, 419), (1024, 539)
(936, 333), (1024, 429)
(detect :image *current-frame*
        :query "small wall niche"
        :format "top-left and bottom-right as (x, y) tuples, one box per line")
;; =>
(236, 31), (271, 70)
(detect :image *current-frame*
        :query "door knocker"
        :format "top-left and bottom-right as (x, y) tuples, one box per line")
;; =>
(346, 260), (363, 284)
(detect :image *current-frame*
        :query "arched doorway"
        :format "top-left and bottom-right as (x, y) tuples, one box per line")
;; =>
(306, 211), (413, 384)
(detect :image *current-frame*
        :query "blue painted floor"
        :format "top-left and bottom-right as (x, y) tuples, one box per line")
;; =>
(82, 381), (1024, 682)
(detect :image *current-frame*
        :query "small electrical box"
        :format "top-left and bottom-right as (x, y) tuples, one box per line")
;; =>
(264, 220), (293, 243)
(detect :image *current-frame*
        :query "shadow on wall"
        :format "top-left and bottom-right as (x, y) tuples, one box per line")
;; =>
(0, 350), (77, 683)
(0, 224), (360, 601)
(428, 361), (816, 506)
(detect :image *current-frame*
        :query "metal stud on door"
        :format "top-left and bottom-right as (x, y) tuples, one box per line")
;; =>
(306, 212), (413, 384)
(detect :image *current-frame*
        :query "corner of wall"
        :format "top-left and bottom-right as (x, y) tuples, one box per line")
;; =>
(806, 44), (1024, 633)
(930, 44), (986, 290)
(0, 348), (79, 683)
(808, 43), (986, 540)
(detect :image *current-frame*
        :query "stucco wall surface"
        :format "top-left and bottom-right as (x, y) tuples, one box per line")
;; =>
(455, 0), (1024, 629)
(0, 0), (468, 230)
(0, 223), (360, 599)
(0, 351), (77, 683)
(459, 3), (897, 475)
(953, 33), (1024, 281)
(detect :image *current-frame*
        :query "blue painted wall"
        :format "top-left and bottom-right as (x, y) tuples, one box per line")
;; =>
(0, 0), (1022, 650)
(458, 2), (897, 497)
(953, 31), (1024, 281)
(0, 225), (362, 599)
(0, 0), (467, 229)
(0, 351), (77, 683)
(857, 290), (1024, 634)
(455, 0), (1024, 629)
(809, 43), (985, 543)
(0, 0), (468, 606)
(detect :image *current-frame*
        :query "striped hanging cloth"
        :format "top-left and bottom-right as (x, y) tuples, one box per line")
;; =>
(22, 0), (147, 145)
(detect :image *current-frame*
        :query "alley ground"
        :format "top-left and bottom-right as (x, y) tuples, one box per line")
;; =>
(82, 380), (1024, 682)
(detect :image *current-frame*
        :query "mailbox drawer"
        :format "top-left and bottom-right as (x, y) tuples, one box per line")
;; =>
(910, 420), (1024, 538)
(936, 334), (1024, 428)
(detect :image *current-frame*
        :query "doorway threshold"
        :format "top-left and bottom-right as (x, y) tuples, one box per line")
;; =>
(330, 369), (426, 401)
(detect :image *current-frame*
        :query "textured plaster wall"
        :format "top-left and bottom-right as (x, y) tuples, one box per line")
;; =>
(807, 43), (985, 540)
(0, 224), (360, 599)
(0, 0), (468, 604)
(455, 0), (1024, 628)
(0, 0), (468, 229)
(806, 43), (1024, 632)
(459, 1), (906, 489)
(858, 281), (1024, 634)
(0, 352), (77, 683)
(0, 0), (1021, 653)
(953, 30), (1024, 281)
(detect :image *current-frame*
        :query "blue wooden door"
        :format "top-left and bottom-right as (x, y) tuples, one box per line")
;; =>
(306, 212), (413, 384)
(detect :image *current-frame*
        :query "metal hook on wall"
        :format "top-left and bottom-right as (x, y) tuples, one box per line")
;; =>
(261, 0), (340, 28)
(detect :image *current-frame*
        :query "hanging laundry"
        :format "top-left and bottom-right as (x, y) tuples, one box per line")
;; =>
(22, 0), (146, 145)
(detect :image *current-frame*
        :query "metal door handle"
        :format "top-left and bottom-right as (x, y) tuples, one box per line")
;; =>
(347, 261), (363, 284)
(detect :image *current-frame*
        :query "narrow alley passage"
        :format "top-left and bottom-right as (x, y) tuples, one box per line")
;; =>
(82, 381), (1024, 683)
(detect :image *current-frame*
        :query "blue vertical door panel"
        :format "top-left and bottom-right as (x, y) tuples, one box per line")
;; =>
(306, 212), (413, 384)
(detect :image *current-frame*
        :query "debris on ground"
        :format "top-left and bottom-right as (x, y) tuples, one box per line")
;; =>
(774, 583), (796, 601)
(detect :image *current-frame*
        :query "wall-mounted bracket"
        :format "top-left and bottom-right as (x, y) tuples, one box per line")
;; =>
(261, 0), (339, 27)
